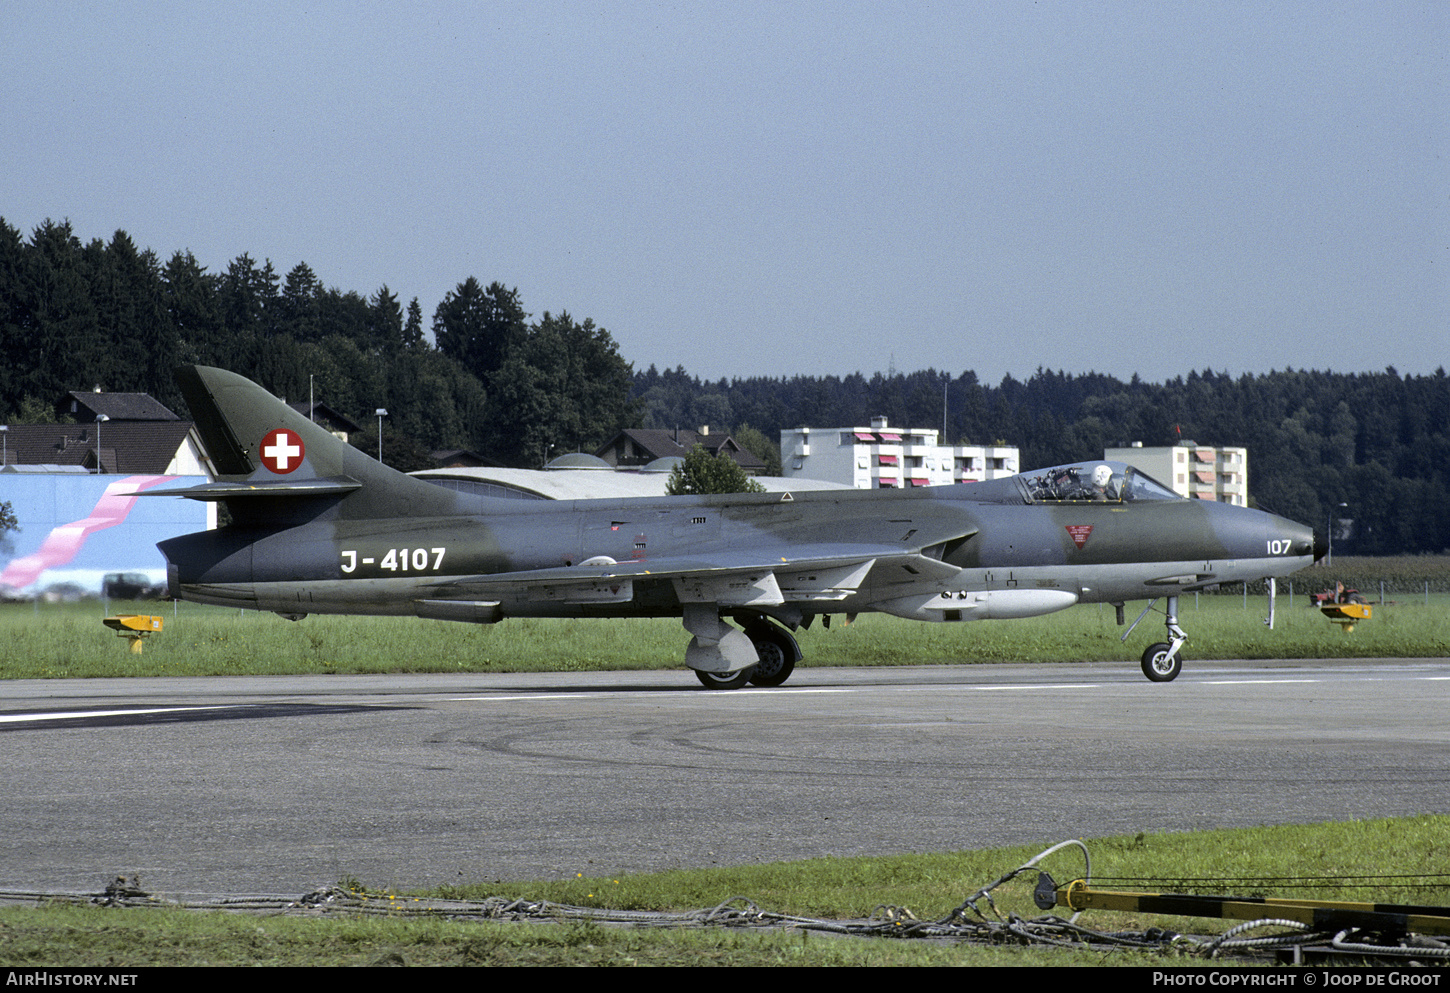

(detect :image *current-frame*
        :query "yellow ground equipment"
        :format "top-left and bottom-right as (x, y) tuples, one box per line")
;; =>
(1321, 602), (1371, 632)
(103, 614), (163, 654)
(1034, 873), (1450, 936)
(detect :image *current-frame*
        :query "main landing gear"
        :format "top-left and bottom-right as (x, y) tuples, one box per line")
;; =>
(741, 618), (798, 687)
(692, 615), (802, 690)
(1124, 595), (1188, 682)
(694, 667), (753, 690)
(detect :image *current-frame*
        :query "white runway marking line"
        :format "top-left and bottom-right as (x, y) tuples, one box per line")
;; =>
(450, 694), (612, 702)
(969, 683), (1103, 691)
(871, 683), (1108, 693)
(1202, 679), (1321, 685)
(450, 688), (853, 702)
(0, 706), (224, 724)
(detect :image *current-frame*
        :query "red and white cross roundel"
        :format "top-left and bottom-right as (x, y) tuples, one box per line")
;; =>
(259, 428), (305, 474)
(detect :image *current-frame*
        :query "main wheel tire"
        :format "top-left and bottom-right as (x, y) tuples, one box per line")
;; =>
(695, 666), (754, 690)
(747, 635), (796, 687)
(1140, 643), (1183, 682)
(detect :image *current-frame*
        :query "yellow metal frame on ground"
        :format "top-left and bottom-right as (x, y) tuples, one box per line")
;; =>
(1044, 877), (1450, 935)
(102, 615), (163, 654)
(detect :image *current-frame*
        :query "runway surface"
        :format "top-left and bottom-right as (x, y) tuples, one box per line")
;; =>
(1, 659), (1446, 900)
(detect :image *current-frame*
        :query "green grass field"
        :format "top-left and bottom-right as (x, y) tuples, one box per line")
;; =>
(2, 585), (1445, 680)
(2, 818), (1446, 966)
(438, 815), (1450, 921)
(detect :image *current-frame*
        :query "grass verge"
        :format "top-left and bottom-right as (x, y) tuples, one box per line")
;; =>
(2, 817), (1446, 966)
(2, 589), (1447, 680)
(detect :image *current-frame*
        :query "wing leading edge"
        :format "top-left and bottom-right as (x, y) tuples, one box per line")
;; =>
(420, 544), (970, 610)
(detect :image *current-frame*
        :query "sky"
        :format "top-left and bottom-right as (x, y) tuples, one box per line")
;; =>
(4, 1), (1446, 385)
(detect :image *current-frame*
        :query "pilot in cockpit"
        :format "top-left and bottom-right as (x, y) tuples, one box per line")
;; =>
(1090, 463), (1118, 501)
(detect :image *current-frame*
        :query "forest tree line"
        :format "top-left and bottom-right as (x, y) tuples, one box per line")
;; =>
(2, 218), (1446, 555)
(0, 219), (634, 469)
(634, 364), (1450, 555)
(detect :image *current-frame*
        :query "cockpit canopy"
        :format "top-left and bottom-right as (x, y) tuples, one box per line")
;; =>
(1017, 461), (1181, 504)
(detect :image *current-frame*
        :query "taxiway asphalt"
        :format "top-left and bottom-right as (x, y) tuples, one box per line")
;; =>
(1, 659), (1446, 900)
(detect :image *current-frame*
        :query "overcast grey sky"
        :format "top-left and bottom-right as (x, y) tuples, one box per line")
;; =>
(4, 1), (1446, 384)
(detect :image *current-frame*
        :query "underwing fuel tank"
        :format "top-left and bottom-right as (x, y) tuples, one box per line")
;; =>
(877, 587), (1079, 621)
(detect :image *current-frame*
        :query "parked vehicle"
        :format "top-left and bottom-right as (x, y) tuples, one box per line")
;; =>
(1310, 582), (1368, 606)
(102, 572), (165, 600)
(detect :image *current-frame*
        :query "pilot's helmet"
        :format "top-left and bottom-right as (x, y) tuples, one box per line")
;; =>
(1092, 464), (1113, 488)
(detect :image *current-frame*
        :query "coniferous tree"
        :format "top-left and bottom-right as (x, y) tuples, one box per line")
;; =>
(432, 278), (527, 381)
(279, 262), (322, 343)
(24, 220), (102, 401)
(369, 285), (404, 353)
(401, 297), (424, 351)
(164, 250), (222, 367)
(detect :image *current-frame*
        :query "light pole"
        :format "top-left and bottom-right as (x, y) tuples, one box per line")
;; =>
(374, 408), (387, 464)
(0, 424), (7, 468)
(94, 414), (109, 473)
(1326, 502), (1348, 566)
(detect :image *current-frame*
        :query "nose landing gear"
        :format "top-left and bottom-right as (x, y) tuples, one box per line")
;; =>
(1125, 595), (1187, 682)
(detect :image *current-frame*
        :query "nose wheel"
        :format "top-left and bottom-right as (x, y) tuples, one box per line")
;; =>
(1141, 642), (1184, 681)
(1125, 595), (1187, 682)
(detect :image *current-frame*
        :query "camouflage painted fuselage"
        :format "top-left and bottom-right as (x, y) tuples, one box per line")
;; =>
(153, 367), (1316, 681)
(162, 480), (1312, 619)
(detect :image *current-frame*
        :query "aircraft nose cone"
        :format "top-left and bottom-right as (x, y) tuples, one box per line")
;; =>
(1266, 515), (1318, 561)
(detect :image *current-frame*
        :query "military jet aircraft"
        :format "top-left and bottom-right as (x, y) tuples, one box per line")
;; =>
(151, 366), (1322, 686)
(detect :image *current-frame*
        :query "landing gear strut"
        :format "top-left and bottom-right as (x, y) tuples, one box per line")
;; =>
(1124, 595), (1187, 682)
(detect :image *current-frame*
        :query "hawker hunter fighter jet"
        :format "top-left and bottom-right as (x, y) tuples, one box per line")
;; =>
(152, 366), (1321, 686)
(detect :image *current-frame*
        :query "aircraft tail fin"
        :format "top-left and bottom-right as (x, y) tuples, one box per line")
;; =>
(168, 365), (457, 521)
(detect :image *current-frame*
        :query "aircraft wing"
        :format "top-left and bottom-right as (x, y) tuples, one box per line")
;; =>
(422, 544), (967, 608)
(138, 476), (364, 500)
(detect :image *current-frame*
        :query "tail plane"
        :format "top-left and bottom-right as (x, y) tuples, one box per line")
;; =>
(160, 365), (454, 520)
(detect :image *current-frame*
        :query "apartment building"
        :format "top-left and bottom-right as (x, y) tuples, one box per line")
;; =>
(780, 417), (1019, 489)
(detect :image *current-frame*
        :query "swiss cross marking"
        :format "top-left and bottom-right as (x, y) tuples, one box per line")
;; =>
(260, 428), (304, 474)
(1065, 524), (1093, 549)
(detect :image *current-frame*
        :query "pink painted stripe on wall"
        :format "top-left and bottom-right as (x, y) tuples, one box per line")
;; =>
(0, 475), (178, 590)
